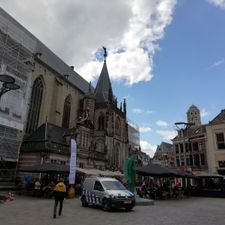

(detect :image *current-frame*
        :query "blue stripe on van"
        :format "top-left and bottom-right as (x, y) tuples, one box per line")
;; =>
(82, 190), (101, 205)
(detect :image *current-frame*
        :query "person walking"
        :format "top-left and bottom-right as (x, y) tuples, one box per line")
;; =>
(33, 178), (41, 197)
(53, 178), (67, 218)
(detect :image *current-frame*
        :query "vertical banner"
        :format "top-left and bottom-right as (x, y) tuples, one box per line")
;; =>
(69, 138), (77, 185)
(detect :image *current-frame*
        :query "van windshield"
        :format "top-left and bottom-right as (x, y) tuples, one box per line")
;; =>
(102, 180), (126, 190)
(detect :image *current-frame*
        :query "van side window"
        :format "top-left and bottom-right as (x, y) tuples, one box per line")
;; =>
(94, 181), (103, 191)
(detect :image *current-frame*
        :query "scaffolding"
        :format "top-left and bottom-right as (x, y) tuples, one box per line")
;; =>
(0, 28), (35, 78)
(0, 9), (37, 78)
(0, 10), (37, 166)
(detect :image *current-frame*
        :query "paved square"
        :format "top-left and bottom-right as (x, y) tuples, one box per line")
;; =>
(0, 196), (224, 225)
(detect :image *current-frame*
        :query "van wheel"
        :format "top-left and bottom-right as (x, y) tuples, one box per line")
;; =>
(102, 198), (111, 211)
(81, 196), (88, 207)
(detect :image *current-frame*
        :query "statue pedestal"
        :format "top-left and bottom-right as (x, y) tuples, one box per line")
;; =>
(135, 194), (154, 206)
(134, 188), (154, 206)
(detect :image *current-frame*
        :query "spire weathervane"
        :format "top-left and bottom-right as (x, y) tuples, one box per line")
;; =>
(102, 46), (107, 61)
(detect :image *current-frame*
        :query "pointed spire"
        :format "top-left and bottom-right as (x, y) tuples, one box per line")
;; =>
(94, 47), (113, 104)
(123, 98), (127, 115)
(84, 81), (95, 99)
(115, 97), (117, 107)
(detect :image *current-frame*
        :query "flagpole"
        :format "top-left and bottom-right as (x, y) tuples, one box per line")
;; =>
(67, 110), (88, 198)
(40, 117), (47, 180)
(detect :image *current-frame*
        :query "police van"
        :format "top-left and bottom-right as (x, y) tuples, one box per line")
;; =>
(81, 176), (135, 211)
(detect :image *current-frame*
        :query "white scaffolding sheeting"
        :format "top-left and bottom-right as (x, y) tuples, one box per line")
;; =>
(0, 11), (35, 131)
(0, 12), (37, 53)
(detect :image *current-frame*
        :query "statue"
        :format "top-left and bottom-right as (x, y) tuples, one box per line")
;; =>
(124, 153), (136, 193)
(102, 46), (107, 60)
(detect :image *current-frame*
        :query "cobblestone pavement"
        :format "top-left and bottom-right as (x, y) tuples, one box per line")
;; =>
(0, 195), (225, 225)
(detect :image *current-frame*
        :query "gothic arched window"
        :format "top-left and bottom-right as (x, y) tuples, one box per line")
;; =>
(62, 95), (71, 128)
(98, 113), (105, 130)
(97, 141), (104, 152)
(26, 77), (43, 134)
(115, 116), (121, 136)
(112, 143), (120, 169)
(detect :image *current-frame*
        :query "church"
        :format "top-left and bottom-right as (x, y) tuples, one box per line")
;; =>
(18, 49), (129, 172)
(0, 8), (140, 183)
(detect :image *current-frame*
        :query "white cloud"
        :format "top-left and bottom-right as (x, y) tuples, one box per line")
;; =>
(208, 59), (225, 69)
(156, 120), (169, 127)
(146, 110), (153, 114)
(132, 108), (143, 114)
(140, 140), (157, 157)
(208, 0), (225, 9)
(139, 126), (152, 133)
(156, 129), (176, 140)
(201, 108), (210, 117)
(132, 108), (153, 114)
(1, 0), (177, 85)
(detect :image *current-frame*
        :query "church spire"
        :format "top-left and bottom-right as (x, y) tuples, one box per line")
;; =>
(123, 98), (127, 115)
(94, 47), (113, 104)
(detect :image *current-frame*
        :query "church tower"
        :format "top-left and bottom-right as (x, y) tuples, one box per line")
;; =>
(93, 47), (128, 171)
(187, 104), (201, 126)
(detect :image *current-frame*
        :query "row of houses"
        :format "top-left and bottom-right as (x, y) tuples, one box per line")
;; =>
(0, 8), (150, 183)
(154, 105), (225, 175)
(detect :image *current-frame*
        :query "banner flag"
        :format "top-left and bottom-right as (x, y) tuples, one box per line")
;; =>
(69, 138), (77, 185)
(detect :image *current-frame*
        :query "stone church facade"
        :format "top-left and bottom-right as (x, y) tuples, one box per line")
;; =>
(18, 55), (129, 172)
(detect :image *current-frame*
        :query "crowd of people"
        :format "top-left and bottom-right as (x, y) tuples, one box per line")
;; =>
(17, 172), (127, 198)
(136, 177), (187, 200)
(17, 173), (84, 198)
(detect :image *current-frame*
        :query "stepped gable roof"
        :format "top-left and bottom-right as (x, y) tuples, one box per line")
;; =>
(172, 124), (206, 141)
(208, 109), (225, 125)
(24, 123), (68, 145)
(160, 142), (173, 152)
(187, 125), (206, 137)
(0, 8), (90, 94)
(94, 60), (113, 103)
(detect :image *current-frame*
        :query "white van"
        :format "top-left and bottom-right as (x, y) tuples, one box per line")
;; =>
(81, 176), (135, 211)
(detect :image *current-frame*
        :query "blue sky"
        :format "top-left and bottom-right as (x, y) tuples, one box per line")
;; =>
(123, 0), (225, 156)
(1, 0), (225, 156)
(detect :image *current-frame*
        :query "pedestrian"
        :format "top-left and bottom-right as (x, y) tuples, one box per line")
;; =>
(33, 177), (41, 197)
(53, 178), (66, 219)
(5, 191), (14, 202)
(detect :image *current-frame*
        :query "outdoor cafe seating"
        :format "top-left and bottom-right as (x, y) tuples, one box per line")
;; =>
(136, 164), (192, 200)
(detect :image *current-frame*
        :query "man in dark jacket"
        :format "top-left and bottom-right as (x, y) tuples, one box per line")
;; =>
(53, 178), (66, 218)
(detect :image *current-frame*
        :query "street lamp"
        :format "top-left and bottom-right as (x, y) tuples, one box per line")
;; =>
(0, 73), (20, 100)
